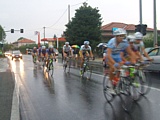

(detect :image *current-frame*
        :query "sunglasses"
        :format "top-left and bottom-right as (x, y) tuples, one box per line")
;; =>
(117, 35), (125, 38)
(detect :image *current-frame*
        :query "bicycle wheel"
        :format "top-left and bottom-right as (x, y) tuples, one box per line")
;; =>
(85, 65), (92, 80)
(48, 62), (54, 76)
(118, 77), (134, 112)
(139, 70), (151, 95)
(63, 60), (67, 72)
(68, 59), (71, 73)
(129, 75), (142, 101)
(103, 75), (115, 102)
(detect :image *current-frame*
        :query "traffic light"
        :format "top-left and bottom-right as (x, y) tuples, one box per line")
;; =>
(135, 24), (141, 32)
(141, 24), (147, 35)
(135, 24), (147, 36)
(11, 29), (14, 33)
(20, 29), (24, 33)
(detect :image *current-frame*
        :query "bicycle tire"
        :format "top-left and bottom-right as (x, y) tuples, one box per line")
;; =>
(48, 62), (54, 76)
(103, 75), (115, 102)
(86, 65), (92, 80)
(138, 70), (151, 95)
(128, 75), (142, 101)
(68, 59), (71, 73)
(118, 77), (134, 112)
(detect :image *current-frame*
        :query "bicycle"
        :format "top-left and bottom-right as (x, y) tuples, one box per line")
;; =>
(80, 57), (93, 80)
(63, 55), (72, 73)
(46, 58), (55, 77)
(33, 53), (37, 64)
(103, 64), (136, 112)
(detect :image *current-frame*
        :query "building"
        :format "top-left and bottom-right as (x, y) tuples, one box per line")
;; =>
(101, 22), (160, 42)
(41, 37), (66, 48)
(12, 38), (36, 48)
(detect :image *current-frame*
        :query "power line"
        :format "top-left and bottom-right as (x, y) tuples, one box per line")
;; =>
(47, 8), (68, 28)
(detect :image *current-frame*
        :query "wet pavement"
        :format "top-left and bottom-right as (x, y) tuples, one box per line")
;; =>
(8, 55), (160, 120)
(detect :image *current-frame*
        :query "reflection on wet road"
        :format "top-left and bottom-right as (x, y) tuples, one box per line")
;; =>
(9, 55), (160, 120)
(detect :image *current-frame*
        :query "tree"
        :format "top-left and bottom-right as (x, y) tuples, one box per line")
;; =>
(143, 34), (160, 47)
(65, 2), (102, 49)
(0, 25), (6, 41)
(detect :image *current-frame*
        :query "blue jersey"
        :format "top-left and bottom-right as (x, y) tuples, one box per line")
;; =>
(107, 38), (129, 55)
(41, 49), (47, 54)
(47, 48), (55, 55)
(32, 49), (37, 53)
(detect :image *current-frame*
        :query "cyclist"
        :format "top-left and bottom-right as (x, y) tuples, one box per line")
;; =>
(62, 42), (73, 66)
(133, 32), (152, 61)
(32, 47), (38, 63)
(46, 45), (56, 70)
(106, 28), (136, 94)
(40, 45), (47, 61)
(79, 41), (94, 74)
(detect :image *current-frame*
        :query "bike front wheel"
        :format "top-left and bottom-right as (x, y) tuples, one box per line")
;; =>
(103, 75), (115, 102)
(48, 63), (54, 77)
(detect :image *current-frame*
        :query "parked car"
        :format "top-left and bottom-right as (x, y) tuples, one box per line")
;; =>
(145, 47), (154, 53)
(12, 50), (22, 60)
(144, 47), (160, 72)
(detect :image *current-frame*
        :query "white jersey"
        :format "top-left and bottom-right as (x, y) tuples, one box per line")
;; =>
(63, 45), (71, 52)
(80, 45), (91, 51)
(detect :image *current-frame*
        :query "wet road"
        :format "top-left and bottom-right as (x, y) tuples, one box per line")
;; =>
(9, 55), (160, 120)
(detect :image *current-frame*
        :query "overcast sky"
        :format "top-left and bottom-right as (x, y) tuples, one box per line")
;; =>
(0, 0), (159, 43)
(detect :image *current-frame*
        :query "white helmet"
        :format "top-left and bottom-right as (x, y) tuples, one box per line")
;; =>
(127, 35), (135, 42)
(84, 41), (89, 45)
(49, 45), (53, 48)
(134, 32), (143, 40)
(113, 28), (127, 36)
(42, 46), (46, 49)
(65, 42), (69, 45)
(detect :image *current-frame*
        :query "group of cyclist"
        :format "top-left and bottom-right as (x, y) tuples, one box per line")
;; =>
(31, 28), (152, 89)
(105, 28), (152, 94)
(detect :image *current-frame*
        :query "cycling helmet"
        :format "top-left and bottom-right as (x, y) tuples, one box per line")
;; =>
(113, 28), (127, 36)
(84, 41), (90, 45)
(42, 46), (46, 49)
(134, 32), (143, 40)
(127, 35), (135, 42)
(33, 47), (37, 49)
(49, 45), (53, 48)
(65, 42), (69, 45)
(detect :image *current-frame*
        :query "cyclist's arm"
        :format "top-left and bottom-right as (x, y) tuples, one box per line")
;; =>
(120, 52), (127, 62)
(79, 50), (83, 58)
(126, 46), (136, 63)
(141, 47), (151, 60)
(90, 50), (93, 58)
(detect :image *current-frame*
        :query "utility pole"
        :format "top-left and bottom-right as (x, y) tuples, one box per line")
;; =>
(43, 26), (46, 44)
(68, 5), (70, 23)
(139, 0), (142, 25)
(153, 0), (157, 46)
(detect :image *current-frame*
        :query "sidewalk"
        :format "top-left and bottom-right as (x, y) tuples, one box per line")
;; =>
(0, 58), (19, 120)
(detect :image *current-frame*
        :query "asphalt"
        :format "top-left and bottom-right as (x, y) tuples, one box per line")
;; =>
(0, 57), (19, 120)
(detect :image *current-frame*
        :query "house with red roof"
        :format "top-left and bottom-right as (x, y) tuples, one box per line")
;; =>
(12, 38), (36, 48)
(101, 22), (159, 42)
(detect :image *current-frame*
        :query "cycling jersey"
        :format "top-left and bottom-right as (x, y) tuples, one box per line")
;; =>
(80, 45), (92, 56)
(132, 41), (144, 52)
(47, 49), (55, 55)
(63, 45), (71, 53)
(107, 38), (129, 55)
(32, 49), (37, 53)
